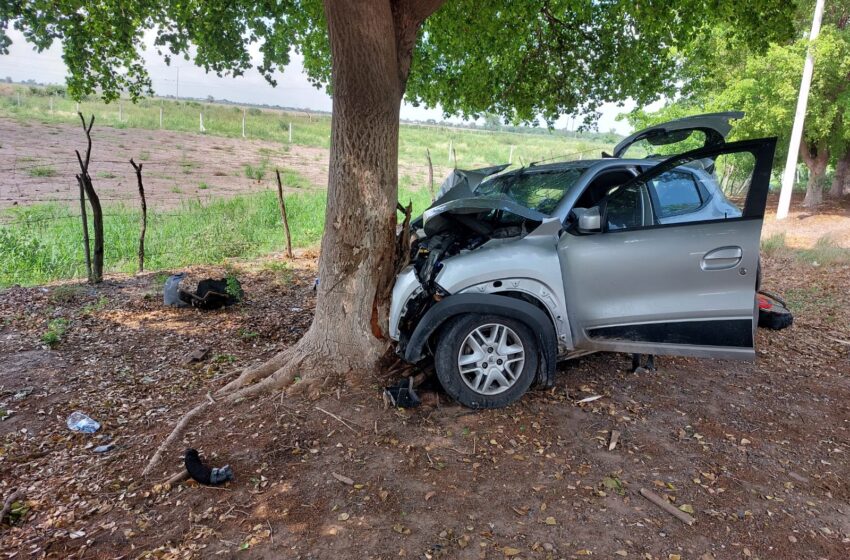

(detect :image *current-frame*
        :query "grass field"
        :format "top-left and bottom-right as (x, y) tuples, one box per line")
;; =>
(0, 84), (614, 170)
(0, 83), (618, 287)
(0, 187), (433, 287)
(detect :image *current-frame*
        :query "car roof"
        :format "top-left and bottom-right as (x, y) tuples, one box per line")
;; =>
(489, 157), (660, 178)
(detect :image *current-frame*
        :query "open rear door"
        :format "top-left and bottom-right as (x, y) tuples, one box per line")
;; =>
(612, 112), (744, 158)
(559, 137), (777, 360)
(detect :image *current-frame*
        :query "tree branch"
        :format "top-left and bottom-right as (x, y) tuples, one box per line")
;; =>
(391, 0), (446, 85)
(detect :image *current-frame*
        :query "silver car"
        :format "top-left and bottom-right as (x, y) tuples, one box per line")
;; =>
(390, 112), (777, 408)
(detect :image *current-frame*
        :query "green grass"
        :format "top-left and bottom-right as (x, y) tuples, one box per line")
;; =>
(244, 160), (269, 181)
(761, 232), (788, 258)
(0, 184), (433, 287)
(41, 318), (69, 348)
(761, 232), (850, 266)
(0, 85), (615, 171)
(797, 236), (850, 266)
(29, 165), (57, 177)
(261, 260), (294, 285)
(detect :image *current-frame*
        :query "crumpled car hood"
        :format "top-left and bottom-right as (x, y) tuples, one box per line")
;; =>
(433, 164), (510, 203)
(422, 196), (547, 237)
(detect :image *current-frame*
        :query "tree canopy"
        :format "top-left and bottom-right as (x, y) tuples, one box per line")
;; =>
(627, 2), (850, 201)
(3, 1), (799, 125)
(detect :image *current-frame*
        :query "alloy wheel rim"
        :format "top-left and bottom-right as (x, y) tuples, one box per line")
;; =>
(457, 323), (525, 396)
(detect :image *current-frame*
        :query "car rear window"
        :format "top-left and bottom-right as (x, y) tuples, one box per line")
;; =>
(651, 171), (703, 216)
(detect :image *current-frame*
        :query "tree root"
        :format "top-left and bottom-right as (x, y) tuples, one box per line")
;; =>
(1, 488), (24, 524)
(143, 331), (360, 477)
(142, 401), (211, 477)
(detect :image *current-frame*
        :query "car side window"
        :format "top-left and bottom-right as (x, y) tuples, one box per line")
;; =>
(650, 171), (703, 217)
(605, 184), (646, 231)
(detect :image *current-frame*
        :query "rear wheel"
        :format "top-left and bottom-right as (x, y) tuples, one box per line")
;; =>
(434, 314), (538, 409)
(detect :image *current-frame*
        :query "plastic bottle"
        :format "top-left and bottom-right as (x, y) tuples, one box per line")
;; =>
(163, 273), (188, 307)
(66, 411), (100, 433)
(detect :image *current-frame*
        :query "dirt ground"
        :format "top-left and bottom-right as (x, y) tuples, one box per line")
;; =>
(761, 198), (850, 249)
(0, 117), (433, 211)
(1, 234), (848, 559)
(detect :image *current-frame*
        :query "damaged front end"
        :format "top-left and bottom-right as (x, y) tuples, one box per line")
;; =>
(390, 167), (551, 357)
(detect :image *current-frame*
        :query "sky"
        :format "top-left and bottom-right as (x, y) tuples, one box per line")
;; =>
(0, 28), (638, 135)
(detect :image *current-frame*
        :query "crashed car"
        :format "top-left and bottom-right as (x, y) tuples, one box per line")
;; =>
(390, 112), (778, 409)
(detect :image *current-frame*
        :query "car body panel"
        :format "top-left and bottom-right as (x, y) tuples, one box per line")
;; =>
(389, 113), (776, 389)
(422, 196), (548, 236)
(559, 138), (776, 359)
(612, 111), (744, 158)
(389, 266), (422, 341)
(433, 218), (573, 353)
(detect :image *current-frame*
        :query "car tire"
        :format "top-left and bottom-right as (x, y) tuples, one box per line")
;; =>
(434, 314), (538, 409)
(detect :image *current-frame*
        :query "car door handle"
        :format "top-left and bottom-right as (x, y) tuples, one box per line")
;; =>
(701, 246), (743, 270)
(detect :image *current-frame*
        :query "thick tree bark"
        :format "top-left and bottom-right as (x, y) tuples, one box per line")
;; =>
(147, 0), (448, 477)
(800, 140), (829, 208)
(217, 0), (444, 398)
(830, 147), (850, 198)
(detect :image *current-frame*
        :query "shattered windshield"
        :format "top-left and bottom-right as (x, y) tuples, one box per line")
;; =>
(474, 165), (590, 214)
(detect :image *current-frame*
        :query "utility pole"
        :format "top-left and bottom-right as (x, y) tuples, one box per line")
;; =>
(776, 0), (825, 220)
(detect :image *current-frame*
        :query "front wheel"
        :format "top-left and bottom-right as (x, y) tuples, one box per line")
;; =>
(434, 314), (538, 409)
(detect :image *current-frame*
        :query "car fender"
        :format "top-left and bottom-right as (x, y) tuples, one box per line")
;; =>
(403, 293), (558, 387)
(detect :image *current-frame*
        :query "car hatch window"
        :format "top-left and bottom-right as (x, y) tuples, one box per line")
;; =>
(650, 171), (702, 217)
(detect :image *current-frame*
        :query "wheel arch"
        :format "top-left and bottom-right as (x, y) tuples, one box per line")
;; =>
(403, 293), (558, 387)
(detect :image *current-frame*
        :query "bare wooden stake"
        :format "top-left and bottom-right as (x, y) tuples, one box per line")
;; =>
(275, 169), (294, 259)
(315, 406), (359, 433)
(639, 488), (696, 526)
(77, 175), (92, 281)
(426, 148), (435, 201)
(130, 158), (147, 273)
(75, 113), (103, 283)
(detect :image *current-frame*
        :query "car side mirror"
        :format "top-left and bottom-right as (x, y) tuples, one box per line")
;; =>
(573, 206), (601, 233)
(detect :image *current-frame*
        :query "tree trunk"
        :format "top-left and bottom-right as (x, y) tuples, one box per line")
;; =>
(146, 0), (450, 476)
(217, 0), (444, 398)
(800, 140), (829, 208)
(831, 147), (850, 198)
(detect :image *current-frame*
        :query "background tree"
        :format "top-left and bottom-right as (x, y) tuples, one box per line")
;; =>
(1, 1), (800, 440)
(627, 2), (850, 205)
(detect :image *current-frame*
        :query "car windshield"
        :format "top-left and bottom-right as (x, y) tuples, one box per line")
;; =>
(474, 165), (590, 214)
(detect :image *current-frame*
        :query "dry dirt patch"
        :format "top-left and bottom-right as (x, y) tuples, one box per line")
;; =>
(0, 117), (329, 210)
(0, 250), (848, 559)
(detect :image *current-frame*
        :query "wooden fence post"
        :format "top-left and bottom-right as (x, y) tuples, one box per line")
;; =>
(130, 159), (147, 273)
(74, 113), (104, 283)
(426, 148), (435, 201)
(242, 108), (246, 138)
(275, 169), (294, 259)
(77, 176), (92, 281)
